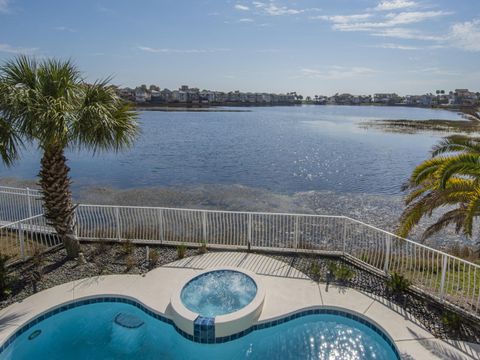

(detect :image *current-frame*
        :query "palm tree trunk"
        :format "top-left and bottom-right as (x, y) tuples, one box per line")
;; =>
(39, 145), (80, 258)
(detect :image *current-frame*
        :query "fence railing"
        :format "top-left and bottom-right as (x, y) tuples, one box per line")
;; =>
(0, 214), (62, 265)
(0, 186), (43, 223)
(0, 186), (479, 319)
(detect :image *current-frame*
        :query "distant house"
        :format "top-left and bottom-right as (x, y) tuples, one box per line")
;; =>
(160, 89), (172, 103)
(373, 93), (400, 105)
(135, 88), (151, 103)
(150, 90), (162, 104)
(172, 90), (188, 103)
(200, 90), (216, 103)
(454, 89), (478, 106)
(118, 87), (135, 101)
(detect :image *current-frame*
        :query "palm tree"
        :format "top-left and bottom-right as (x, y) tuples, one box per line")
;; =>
(0, 56), (139, 258)
(398, 135), (480, 243)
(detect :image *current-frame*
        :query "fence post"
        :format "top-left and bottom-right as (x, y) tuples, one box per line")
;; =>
(19, 222), (25, 260)
(439, 254), (448, 301)
(294, 216), (299, 249)
(383, 233), (391, 274)
(202, 211), (207, 243)
(248, 213), (252, 249)
(158, 209), (164, 243)
(73, 207), (79, 238)
(342, 217), (347, 254)
(115, 207), (122, 241)
(26, 187), (33, 219)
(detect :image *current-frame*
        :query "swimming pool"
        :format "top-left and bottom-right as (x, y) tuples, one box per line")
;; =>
(180, 270), (257, 317)
(0, 300), (399, 359)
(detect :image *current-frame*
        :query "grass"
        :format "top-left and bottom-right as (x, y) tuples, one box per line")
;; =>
(0, 231), (48, 263)
(361, 112), (480, 134)
(357, 248), (480, 306)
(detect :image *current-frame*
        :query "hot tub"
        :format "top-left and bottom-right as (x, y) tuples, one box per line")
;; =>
(170, 267), (265, 339)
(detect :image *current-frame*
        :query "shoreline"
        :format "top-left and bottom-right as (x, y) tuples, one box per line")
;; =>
(0, 179), (474, 249)
(134, 102), (478, 114)
(137, 107), (251, 112)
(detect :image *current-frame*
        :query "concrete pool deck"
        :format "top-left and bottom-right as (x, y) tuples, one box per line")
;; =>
(0, 251), (478, 359)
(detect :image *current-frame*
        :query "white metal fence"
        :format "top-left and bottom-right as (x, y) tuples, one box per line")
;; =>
(1, 186), (479, 319)
(0, 214), (62, 265)
(0, 186), (43, 223)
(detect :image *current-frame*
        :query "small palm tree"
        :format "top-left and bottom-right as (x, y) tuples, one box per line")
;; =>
(0, 56), (139, 258)
(398, 135), (480, 243)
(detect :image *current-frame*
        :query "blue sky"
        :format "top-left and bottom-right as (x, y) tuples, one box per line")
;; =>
(0, 0), (479, 95)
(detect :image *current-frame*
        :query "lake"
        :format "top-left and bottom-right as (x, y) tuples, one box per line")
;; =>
(0, 105), (462, 196)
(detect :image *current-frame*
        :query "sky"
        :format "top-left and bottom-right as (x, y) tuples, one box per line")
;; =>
(0, 0), (479, 96)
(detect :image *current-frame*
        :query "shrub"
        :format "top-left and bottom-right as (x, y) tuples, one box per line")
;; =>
(334, 264), (355, 283)
(198, 241), (207, 255)
(177, 244), (187, 259)
(30, 245), (45, 283)
(125, 255), (136, 272)
(31, 245), (45, 269)
(327, 261), (337, 274)
(121, 240), (134, 256)
(441, 311), (462, 332)
(148, 248), (160, 267)
(309, 261), (322, 282)
(93, 241), (109, 256)
(0, 253), (11, 297)
(385, 272), (411, 295)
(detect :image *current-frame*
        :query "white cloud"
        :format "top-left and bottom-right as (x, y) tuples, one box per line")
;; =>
(253, 1), (303, 16)
(238, 18), (254, 22)
(409, 67), (460, 76)
(0, 43), (38, 54)
(330, 11), (451, 31)
(371, 27), (445, 41)
(386, 11), (452, 26)
(313, 14), (372, 23)
(138, 46), (230, 54)
(299, 66), (377, 79)
(448, 19), (480, 52)
(54, 26), (77, 32)
(371, 18), (480, 52)
(0, 0), (9, 13)
(234, 4), (249, 11)
(374, 43), (419, 50)
(375, 0), (417, 11)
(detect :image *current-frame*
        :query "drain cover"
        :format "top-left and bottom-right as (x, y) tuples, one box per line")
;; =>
(114, 313), (145, 329)
(28, 330), (41, 340)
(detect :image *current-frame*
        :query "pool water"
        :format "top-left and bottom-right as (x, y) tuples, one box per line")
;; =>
(0, 302), (399, 360)
(180, 270), (257, 317)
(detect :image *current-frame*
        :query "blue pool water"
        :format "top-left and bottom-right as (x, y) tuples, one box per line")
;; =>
(180, 270), (257, 317)
(0, 302), (399, 360)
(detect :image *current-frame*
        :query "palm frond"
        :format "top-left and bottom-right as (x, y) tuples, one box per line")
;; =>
(72, 80), (139, 152)
(397, 199), (429, 238)
(431, 135), (480, 157)
(408, 157), (445, 186)
(463, 188), (480, 236)
(437, 153), (480, 188)
(420, 208), (466, 241)
(0, 116), (22, 166)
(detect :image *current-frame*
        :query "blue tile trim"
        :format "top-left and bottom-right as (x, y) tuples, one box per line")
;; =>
(193, 316), (215, 343)
(0, 297), (400, 359)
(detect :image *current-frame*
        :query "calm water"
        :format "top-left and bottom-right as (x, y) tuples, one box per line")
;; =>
(1, 302), (399, 359)
(0, 105), (461, 196)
